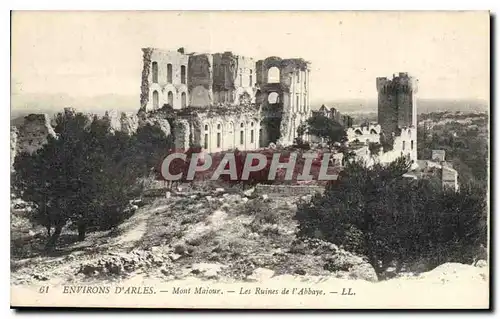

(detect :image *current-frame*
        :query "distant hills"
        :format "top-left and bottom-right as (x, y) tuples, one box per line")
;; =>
(10, 93), (488, 120)
(11, 93), (139, 120)
(312, 98), (489, 115)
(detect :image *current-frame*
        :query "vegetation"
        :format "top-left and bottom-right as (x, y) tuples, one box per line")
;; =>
(417, 112), (488, 191)
(12, 110), (172, 248)
(295, 157), (487, 279)
(302, 113), (347, 146)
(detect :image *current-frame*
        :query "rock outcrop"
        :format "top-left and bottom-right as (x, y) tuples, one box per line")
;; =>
(12, 113), (56, 156)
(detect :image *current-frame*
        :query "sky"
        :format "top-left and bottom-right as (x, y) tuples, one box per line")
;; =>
(11, 11), (490, 108)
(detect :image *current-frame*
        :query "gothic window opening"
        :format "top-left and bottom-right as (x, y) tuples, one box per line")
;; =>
(181, 65), (186, 84)
(152, 62), (158, 83)
(167, 63), (173, 83)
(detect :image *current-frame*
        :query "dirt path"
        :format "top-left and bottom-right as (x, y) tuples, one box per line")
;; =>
(113, 204), (171, 248)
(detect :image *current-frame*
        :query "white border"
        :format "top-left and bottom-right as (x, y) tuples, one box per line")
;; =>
(2, 1), (497, 318)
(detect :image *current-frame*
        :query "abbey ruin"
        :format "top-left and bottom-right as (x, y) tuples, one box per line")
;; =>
(139, 47), (311, 152)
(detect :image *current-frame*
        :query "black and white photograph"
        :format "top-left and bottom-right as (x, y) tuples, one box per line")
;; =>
(9, 10), (490, 309)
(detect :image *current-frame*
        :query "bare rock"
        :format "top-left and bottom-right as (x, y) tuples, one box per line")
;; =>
(243, 188), (255, 197)
(247, 268), (275, 282)
(348, 263), (378, 282)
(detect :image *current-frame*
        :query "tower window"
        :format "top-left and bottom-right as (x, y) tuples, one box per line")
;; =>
(240, 131), (244, 145)
(204, 134), (208, 149)
(217, 133), (221, 148)
(411, 140), (414, 150)
(251, 130), (254, 143)
(402, 141), (406, 151)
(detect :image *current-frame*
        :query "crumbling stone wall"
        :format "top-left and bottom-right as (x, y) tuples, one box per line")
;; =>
(140, 48), (153, 111)
(139, 112), (171, 139)
(254, 184), (325, 197)
(188, 54), (213, 107)
(213, 52), (256, 106)
(173, 119), (190, 150)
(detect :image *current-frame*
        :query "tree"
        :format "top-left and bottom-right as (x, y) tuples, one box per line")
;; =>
(304, 114), (347, 146)
(294, 157), (487, 278)
(12, 110), (171, 248)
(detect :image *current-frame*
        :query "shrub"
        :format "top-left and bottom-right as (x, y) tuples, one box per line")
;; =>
(294, 157), (487, 278)
(12, 109), (173, 248)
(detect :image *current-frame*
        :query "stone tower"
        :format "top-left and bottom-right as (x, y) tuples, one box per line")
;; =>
(255, 57), (311, 146)
(376, 72), (418, 133)
(376, 72), (418, 161)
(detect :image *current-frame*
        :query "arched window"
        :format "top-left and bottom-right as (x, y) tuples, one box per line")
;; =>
(239, 122), (245, 145)
(268, 92), (279, 104)
(167, 63), (173, 83)
(181, 65), (186, 84)
(216, 123), (222, 148)
(203, 123), (210, 150)
(152, 90), (159, 109)
(152, 62), (158, 83)
(168, 91), (174, 106)
(402, 141), (406, 151)
(411, 140), (414, 150)
(181, 92), (187, 108)
(250, 122), (255, 143)
(267, 67), (280, 83)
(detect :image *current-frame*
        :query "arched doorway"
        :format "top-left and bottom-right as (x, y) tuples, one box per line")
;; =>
(181, 92), (187, 108)
(168, 91), (174, 107)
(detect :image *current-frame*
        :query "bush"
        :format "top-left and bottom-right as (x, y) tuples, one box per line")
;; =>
(12, 109), (173, 248)
(294, 157), (487, 278)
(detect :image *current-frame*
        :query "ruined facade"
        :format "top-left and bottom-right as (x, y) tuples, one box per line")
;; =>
(141, 48), (190, 111)
(140, 48), (312, 152)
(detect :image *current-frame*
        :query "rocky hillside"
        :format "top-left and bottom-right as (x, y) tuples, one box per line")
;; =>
(11, 185), (488, 291)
